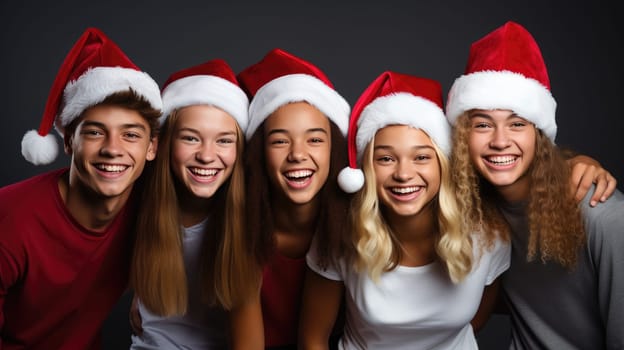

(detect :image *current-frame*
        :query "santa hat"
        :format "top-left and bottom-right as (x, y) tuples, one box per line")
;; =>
(446, 21), (557, 141)
(237, 48), (350, 140)
(337, 71), (450, 193)
(161, 59), (249, 131)
(21, 27), (162, 165)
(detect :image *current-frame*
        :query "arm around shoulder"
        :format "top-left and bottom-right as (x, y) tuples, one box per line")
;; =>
(586, 189), (624, 349)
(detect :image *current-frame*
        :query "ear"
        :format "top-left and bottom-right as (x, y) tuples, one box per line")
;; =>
(63, 132), (74, 155)
(146, 136), (158, 161)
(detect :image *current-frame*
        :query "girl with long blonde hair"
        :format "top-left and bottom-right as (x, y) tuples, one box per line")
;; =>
(129, 59), (258, 349)
(300, 71), (510, 349)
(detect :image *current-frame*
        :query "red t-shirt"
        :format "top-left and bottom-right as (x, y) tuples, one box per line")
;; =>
(260, 252), (306, 348)
(0, 169), (136, 349)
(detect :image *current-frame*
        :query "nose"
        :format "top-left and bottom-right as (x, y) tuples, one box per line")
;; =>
(489, 127), (511, 149)
(287, 140), (307, 162)
(195, 142), (216, 163)
(100, 136), (123, 157)
(392, 160), (414, 182)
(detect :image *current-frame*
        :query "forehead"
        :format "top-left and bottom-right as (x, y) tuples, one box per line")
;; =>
(175, 105), (238, 130)
(469, 109), (524, 120)
(374, 125), (434, 147)
(264, 102), (330, 133)
(79, 105), (149, 129)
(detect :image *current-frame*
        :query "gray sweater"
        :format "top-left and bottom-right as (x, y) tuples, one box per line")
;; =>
(500, 188), (624, 350)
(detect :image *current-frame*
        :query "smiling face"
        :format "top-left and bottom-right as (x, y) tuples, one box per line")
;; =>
(468, 109), (537, 201)
(263, 102), (332, 206)
(372, 125), (441, 217)
(66, 104), (157, 200)
(171, 105), (239, 199)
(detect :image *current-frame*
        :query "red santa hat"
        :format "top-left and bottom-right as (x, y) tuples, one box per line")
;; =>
(21, 27), (162, 165)
(161, 59), (249, 131)
(237, 48), (350, 139)
(337, 71), (450, 193)
(446, 21), (557, 141)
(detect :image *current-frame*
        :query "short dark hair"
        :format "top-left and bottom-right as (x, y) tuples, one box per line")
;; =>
(64, 89), (161, 138)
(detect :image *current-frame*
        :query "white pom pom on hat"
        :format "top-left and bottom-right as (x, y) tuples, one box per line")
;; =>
(339, 71), (450, 193)
(21, 27), (162, 165)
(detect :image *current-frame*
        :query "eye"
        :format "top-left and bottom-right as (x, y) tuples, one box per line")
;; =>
(179, 134), (199, 142)
(473, 122), (490, 129)
(124, 132), (142, 139)
(309, 137), (324, 143)
(376, 155), (394, 163)
(81, 129), (104, 137)
(269, 138), (289, 146)
(217, 137), (236, 144)
(415, 154), (431, 161)
(510, 121), (528, 128)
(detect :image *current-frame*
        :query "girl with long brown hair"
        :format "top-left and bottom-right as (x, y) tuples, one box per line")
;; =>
(129, 59), (257, 349)
(230, 48), (351, 349)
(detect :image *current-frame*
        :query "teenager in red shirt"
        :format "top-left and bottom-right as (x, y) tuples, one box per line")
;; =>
(0, 27), (161, 349)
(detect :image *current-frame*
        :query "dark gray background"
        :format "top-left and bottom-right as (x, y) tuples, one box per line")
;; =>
(1, 1), (622, 348)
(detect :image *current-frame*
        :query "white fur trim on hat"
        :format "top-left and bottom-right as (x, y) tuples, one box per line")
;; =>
(446, 70), (557, 141)
(356, 92), (451, 161)
(246, 74), (350, 139)
(21, 130), (59, 165)
(161, 75), (249, 131)
(57, 67), (163, 134)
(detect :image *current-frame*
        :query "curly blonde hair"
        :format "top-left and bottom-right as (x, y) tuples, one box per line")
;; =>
(351, 131), (473, 283)
(452, 113), (585, 268)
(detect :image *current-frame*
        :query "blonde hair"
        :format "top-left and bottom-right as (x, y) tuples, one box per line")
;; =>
(130, 108), (258, 316)
(351, 130), (473, 283)
(452, 113), (584, 268)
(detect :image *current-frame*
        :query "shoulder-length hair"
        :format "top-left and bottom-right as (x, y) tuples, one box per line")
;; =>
(451, 112), (584, 268)
(351, 130), (473, 283)
(130, 107), (258, 316)
(244, 114), (351, 273)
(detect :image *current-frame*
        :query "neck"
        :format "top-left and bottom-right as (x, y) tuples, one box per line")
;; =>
(271, 195), (320, 259)
(176, 182), (213, 228)
(272, 196), (320, 236)
(496, 174), (531, 204)
(384, 202), (438, 267)
(59, 173), (130, 232)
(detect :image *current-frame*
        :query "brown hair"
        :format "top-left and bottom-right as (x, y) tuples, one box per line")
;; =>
(130, 108), (257, 316)
(452, 113), (585, 268)
(244, 117), (351, 273)
(64, 89), (161, 139)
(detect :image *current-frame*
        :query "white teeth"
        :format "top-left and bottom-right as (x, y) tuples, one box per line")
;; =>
(191, 168), (218, 176)
(285, 170), (313, 179)
(96, 164), (127, 172)
(391, 186), (420, 194)
(487, 156), (517, 165)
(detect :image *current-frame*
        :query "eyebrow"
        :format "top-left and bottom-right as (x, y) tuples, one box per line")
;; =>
(267, 127), (328, 136)
(374, 144), (434, 151)
(469, 112), (520, 120)
(81, 120), (147, 131)
(177, 127), (237, 136)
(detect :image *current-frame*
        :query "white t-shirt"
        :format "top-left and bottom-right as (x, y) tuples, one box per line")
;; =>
(131, 218), (228, 350)
(307, 234), (510, 350)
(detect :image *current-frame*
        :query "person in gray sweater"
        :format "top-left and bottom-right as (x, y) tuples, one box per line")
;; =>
(445, 21), (622, 349)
